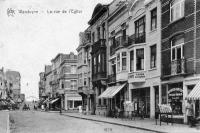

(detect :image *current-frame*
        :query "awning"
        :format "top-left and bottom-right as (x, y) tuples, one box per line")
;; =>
(186, 80), (200, 100)
(50, 98), (60, 104)
(98, 83), (126, 98)
(43, 99), (49, 104)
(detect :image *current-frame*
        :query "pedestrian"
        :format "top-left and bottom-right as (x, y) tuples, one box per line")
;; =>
(140, 102), (145, 119)
(186, 100), (195, 127)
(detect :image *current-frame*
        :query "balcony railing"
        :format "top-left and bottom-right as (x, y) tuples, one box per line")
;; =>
(171, 59), (185, 75)
(162, 59), (186, 77)
(135, 33), (146, 44)
(92, 72), (107, 81)
(110, 35), (134, 56)
(107, 74), (116, 83)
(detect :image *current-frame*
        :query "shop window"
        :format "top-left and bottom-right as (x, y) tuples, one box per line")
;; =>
(151, 8), (157, 31)
(130, 50), (134, 72)
(117, 53), (120, 72)
(122, 52), (127, 70)
(150, 44), (157, 69)
(136, 48), (144, 71)
(135, 16), (145, 43)
(170, 0), (184, 22)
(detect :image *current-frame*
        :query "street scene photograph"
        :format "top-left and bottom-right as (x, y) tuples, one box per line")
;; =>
(1, 0), (200, 133)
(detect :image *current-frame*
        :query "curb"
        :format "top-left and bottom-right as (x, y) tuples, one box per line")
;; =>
(62, 113), (167, 133)
(6, 112), (10, 133)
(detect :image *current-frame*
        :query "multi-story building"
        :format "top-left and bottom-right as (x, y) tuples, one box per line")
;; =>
(39, 72), (45, 99)
(40, 52), (81, 110)
(161, 0), (200, 123)
(5, 70), (21, 102)
(59, 52), (81, 110)
(0, 67), (7, 99)
(103, 0), (134, 117)
(77, 29), (94, 114)
(89, 3), (109, 115)
(126, 0), (161, 119)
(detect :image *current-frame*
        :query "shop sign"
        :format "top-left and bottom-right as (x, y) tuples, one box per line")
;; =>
(128, 72), (146, 83)
(168, 88), (183, 97)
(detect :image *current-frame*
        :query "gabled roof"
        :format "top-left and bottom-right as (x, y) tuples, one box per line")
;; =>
(88, 3), (108, 25)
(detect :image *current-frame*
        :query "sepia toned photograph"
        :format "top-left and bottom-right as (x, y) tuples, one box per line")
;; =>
(0, 0), (200, 132)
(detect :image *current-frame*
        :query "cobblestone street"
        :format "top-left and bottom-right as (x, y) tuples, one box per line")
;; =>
(10, 111), (153, 133)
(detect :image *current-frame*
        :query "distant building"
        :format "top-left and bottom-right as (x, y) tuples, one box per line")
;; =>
(5, 70), (21, 102)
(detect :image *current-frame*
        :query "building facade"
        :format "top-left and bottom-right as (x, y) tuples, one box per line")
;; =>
(77, 29), (94, 114)
(161, 0), (200, 123)
(89, 3), (109, 115)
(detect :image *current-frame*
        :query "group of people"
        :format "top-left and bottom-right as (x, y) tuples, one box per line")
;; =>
(186, 100), (200, 127)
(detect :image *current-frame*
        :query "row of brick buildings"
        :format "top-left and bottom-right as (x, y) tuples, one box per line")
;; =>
(39, 52), (82, 110)
(0, 67), (24, 103)
(75, 0), (200, 123)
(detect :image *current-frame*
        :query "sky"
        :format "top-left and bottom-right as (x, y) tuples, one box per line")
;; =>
(0, 0), (112, 100)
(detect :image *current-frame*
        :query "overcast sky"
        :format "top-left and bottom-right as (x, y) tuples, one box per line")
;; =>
(0, 0), (112, 100)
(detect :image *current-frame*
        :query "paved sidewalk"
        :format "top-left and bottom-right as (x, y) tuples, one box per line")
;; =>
(60, 112), (200, 133)
(0, 110), (9, 133)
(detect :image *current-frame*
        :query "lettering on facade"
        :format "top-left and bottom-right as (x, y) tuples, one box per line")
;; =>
(128, 72), (145, 83)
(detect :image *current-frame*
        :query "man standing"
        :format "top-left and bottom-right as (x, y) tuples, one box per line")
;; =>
(186, 100), (194, 127)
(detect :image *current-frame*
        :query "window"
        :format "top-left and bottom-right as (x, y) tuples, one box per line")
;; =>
(92, 32), (95, 43)
(122, 29), (126, 42)
(62, 66), (71, 74)
(84, 77), (87, 86)
(170, 0), (184, 22)
(130, 50), (134, 72)
(78, 52), (82, 62)
(98, 54), (101, 72)
(136, 48), (144, 71)
(151, 8), (157, 31)
(150, 45), (157, 69)
(135, 16), (145, 43)
(171, 35), (184, 61)
(79, 74), (82, 85)
(102, 53), (105, 72)
(71, 80), (77, 89)
(97, 27), (100, 40)
(93, 57), (96, 74)
(102, 23), (105, 39)
(62, 83), (64, 89)
(71, 65), (76, 74)
(117, 54), (120, 71)
(111, 59), (116, 75)
(122, 52), (127, 70)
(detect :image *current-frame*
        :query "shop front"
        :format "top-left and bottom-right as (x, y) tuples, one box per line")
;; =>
(131, 87), (150, 118)
(98, 83), (128, 117)
(162, 82), (183, 115)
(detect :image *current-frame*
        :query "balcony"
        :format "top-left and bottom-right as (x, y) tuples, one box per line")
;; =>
(107, 74), (116, 84)
(92, 39), (106, 53)
(78, 86), (88, 96)
(60, 73), (78, 79)
(110, 35), (134, 56)
(162, 59), (186, 78)
(92, 72), (107, 82)
(171, 59), (186, 75)
(135, 33), (146, 44)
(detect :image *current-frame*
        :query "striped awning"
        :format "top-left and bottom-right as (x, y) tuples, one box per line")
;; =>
(186, 80), (200, 100)
(98, 83), (126, 98)
(50, 98), (60, 104)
